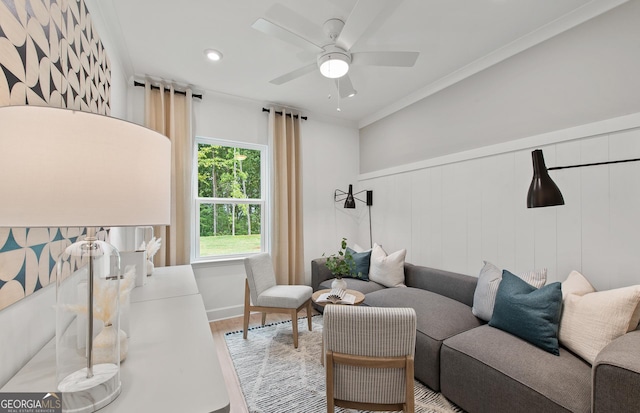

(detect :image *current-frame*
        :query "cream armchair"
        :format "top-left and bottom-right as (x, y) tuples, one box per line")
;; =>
(243, 253), (313, 348)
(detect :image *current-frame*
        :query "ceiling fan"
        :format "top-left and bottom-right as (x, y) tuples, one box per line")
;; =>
(251, 0), (419, 98)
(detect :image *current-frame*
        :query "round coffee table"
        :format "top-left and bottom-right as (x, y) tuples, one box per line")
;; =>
(312, 289), (365, 306)
(313, 289), (365, 366)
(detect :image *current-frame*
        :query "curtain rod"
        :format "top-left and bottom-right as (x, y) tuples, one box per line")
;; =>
(262, 107), (307, 120)
(133, 81), (202, 99)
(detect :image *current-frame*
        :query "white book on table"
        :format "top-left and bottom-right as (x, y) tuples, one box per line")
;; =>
(316, 288), (356, 305)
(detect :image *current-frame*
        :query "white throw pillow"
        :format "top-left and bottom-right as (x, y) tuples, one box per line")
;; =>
(472, 261), (547, 322)
(561, 270), (595, 299)
(368, 243), (406, 288)
(559, 271), (640, 364)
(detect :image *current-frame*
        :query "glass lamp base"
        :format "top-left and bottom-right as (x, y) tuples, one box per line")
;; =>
(58, 363), (121, 413)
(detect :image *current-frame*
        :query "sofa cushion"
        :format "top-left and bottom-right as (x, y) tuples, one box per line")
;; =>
(318, 278), (385, 295)
(593, 330), (640, 413)
(441, 325), (592, 413)
(489, 271), (562, 355)
(257, 285), (312, 308)
(404, 263), (478, 307)
(365, 287), (483, 391)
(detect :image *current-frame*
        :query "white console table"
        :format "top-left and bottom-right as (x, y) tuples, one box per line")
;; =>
(1, 265), (230, 413)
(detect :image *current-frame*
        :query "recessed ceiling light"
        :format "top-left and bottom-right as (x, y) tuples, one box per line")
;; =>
(204, 49), (223, 62)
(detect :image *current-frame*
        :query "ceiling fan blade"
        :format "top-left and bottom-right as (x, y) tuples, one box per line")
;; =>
(336, 0), (403, 51)
(352, 51), (419, 67)
(252, 18), (323, 53)
(265, 3), (325, 48)
(270, 63), (317, 85)
(334, 75), (357, 99)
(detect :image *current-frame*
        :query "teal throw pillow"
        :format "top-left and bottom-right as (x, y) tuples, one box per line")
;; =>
(489, 270), (562, 355)
(346, 247), (370, 281)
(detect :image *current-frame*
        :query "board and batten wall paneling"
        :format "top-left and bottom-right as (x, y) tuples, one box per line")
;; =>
(410, 168), (430, 266)
(360, 126), (640, 291)
(608, 129), (640, 288)
(361, 173), (413, 262)
(554, 140), (582, 283)
(441, 161), (469, 275)
(465, 158), (483, 276)
(580, 136), (610, 289)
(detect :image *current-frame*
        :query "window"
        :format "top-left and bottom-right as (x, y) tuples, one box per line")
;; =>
(194, 137), (267, 260)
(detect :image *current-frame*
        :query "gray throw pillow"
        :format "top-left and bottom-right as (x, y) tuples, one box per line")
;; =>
(472, 261), (547, 322)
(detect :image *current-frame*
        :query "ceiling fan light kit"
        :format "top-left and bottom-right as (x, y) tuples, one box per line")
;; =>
(204, 49), (223, 62)
(252, 0), (420, 103)
(318, 46), (351, 79)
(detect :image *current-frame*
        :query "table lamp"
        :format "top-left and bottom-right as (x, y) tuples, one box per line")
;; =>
(0, 106), (171, 412)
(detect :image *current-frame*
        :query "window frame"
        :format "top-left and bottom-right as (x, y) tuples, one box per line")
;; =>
(192, 136), (269, 262)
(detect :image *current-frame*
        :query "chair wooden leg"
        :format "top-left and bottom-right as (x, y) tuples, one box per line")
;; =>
(261, 312), (267, 326)
(243, 280), (250, 340)
(325, 351), (334, 413)
(292, 309), (299, 348)
(405, 356), (415, 413)
(306, 299), (313, 331)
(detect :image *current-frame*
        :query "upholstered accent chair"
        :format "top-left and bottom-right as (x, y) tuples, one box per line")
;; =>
(243, 253), (313, 348)
(323, 305), (417, 413)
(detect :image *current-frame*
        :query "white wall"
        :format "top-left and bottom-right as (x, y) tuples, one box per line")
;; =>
(359, 118), (640, 291)
(359, 0), (640, 174)
(129, 88), (360, 320)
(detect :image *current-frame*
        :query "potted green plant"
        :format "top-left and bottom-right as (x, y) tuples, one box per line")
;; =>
(323, 238), (355, 290)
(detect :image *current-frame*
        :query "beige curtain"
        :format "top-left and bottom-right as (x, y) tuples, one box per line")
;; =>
(269, 108), (304, 285)
(144, 81), (193, 267)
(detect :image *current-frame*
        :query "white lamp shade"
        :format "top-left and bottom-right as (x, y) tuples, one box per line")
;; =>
(0, 106), (171, 228)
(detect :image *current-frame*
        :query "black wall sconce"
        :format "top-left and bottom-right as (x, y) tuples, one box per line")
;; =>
(527, 149), (640, 208)
(334, 184), (374, 247)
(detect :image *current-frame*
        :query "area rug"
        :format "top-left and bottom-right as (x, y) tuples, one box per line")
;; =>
(225, 316), (465, 413)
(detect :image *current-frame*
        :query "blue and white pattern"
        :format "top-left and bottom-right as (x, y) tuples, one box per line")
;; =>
(0, 0), (111, 310)
(0, 228), (108, 310)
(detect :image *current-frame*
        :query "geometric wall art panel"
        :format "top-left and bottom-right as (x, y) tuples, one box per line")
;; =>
(0, 0), (111, 112)
(0, 0), (111, 310)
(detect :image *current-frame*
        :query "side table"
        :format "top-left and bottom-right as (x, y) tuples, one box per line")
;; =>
(313, 289), (365, 365)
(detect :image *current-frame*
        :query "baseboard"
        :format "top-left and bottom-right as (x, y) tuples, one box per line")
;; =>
(207, 304), (244, 322)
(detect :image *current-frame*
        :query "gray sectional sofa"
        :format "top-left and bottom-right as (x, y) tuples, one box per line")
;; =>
(311, 258), (640, 413)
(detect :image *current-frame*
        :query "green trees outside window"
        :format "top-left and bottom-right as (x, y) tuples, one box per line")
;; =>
(196, 140), (265, 258)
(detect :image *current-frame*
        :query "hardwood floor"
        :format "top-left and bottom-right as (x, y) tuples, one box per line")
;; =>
(209, 309), (318, 413)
